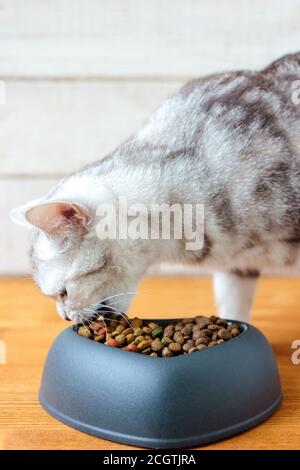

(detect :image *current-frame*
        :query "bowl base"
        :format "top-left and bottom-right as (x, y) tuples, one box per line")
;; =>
(39, 392), (282, 449)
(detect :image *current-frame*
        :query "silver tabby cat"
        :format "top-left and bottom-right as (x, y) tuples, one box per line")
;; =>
(11, 52), (300, 324)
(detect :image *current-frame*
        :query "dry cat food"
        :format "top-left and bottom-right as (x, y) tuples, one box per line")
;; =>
(77, 315), (241, 357)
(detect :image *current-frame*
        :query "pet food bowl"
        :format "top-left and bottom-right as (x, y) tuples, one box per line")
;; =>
(39, 320), (282, 448)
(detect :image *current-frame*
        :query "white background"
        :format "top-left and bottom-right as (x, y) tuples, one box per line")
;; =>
(1, 0), (300, 274)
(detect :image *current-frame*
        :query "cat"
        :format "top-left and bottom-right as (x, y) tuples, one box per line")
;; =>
(11, 52), (300, 325)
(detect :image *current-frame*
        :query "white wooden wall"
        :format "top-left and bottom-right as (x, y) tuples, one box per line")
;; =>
(1, 0), (300, 274)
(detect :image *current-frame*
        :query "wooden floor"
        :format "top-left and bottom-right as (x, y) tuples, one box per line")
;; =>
(0, 276), (300, 450)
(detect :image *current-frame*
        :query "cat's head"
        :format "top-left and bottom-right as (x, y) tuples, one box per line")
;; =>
(10, 179), (151, 323)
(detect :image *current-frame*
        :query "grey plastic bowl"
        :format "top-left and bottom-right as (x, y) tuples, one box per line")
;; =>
(39, 320), (282, 448)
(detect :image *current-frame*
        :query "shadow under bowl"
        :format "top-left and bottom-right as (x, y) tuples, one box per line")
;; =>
(39, 320), (282, 449)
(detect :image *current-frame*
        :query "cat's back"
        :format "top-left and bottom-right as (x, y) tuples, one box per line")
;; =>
(175, 54), (300, 242)
(135, 53), (300, 155)
(180, 52), (300, 123)
(264, 52), (300, 78)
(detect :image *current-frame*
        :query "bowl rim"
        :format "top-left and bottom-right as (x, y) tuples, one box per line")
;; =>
(71, 318), (249, 361)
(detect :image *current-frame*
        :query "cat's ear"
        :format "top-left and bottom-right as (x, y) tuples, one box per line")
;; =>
(10, 201), (91, 238)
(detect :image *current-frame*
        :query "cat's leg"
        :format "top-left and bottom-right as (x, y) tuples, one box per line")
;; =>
(213, 270), (259, 322)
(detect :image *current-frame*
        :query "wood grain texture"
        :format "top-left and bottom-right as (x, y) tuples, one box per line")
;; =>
(0, 276), (299, 450)
(0, 178), (59, 274)
(0, 0), (299, 78)
(0, 81), (181, 176)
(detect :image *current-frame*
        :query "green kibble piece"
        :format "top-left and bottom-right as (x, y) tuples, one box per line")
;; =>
(152, 326), (164, 339)
(161, 336), (173, 346)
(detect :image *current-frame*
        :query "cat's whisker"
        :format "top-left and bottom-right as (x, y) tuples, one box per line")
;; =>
(80, 309), (121, 331)
(97, 292), (138, 305)
(104, 305), (133, 328)
(104, 299), (132, 307)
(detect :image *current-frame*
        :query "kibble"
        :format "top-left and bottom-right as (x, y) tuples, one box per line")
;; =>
(218, 328), (231, 340)
(151, 338), (164, 352)
(115, 334), (126, 346)
(141, 347), (152, 355)
(77, 326), (92, 338)
(169, 342), (182, 354)
(94, 334), (105, 342)
(125, 333), (135, 344)
(173, 332), (185, 345)
(142, 326), (153, 335)
(163, 325), (174, 337)
(133, 327), (143, 337)
(152, 326), (164, 339)
(188, 347), (199, 354)
(161, 336), (173, 347)
(230, 328), (240, 338)
(122, 327), (133, 336)
(162, 347), (173, 357)
(137, 339), (152, 351)
(207, 324), (221, 332)
(77, 315), (241, 357)
(195, 336), (209, 347)
(174, 322), (183, 331)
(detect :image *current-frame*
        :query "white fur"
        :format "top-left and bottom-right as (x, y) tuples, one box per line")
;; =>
(10, 167), (299, 323)
(213, 272), (258, 323)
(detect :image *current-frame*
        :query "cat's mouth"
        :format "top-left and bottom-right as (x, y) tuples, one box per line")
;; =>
(73, 302), (129, 327)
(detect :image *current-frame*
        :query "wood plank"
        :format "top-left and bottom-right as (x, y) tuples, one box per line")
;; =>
(0, 178), (58, 274)
(0, 81), (181, 176)
(0, 277), (299, 449)
(0, 0), (299, 78)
